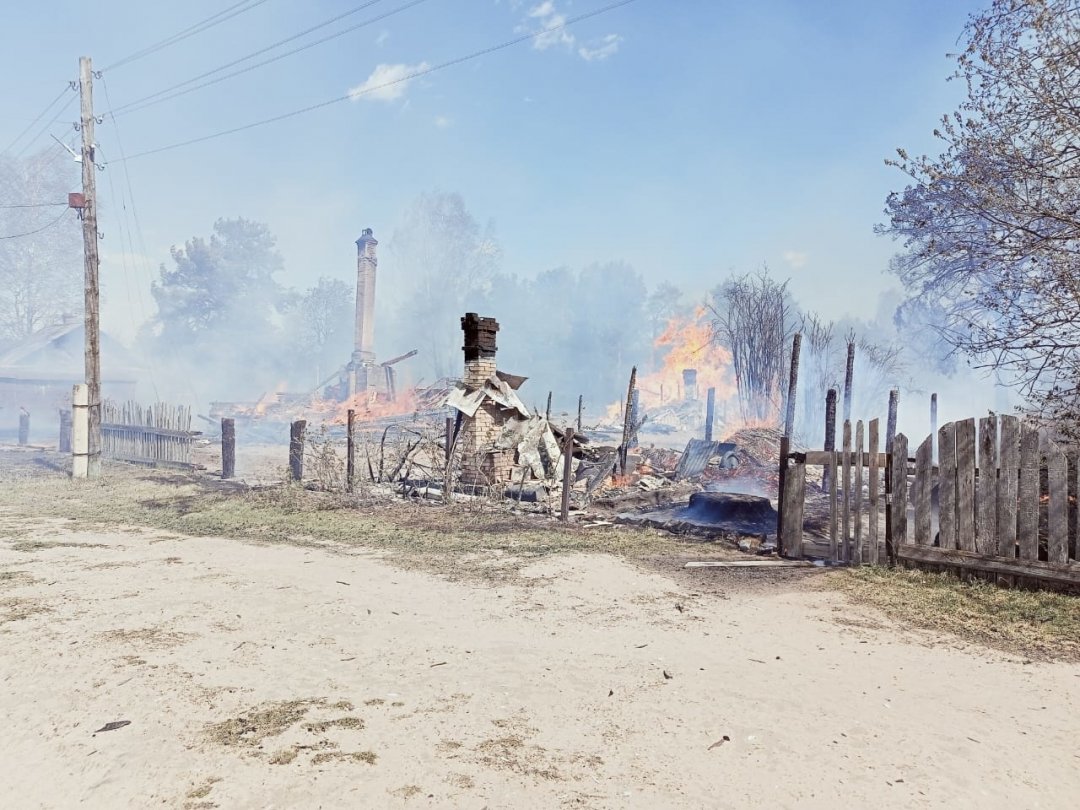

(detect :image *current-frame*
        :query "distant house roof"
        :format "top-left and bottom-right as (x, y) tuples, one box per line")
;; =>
(0, 320), (143, 383)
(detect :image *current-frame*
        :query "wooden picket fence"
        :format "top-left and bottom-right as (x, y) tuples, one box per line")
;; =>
(779, 414), (1080, 588)
(102, 400), (197, 469)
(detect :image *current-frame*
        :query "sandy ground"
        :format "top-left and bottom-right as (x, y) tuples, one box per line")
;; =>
(2, 525), (1079, 809)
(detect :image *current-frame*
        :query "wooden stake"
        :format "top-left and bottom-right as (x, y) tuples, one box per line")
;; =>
(930, 392), (938, 463)
(784, 333), (801, 437)
(221, 418), (235, 479)
(78, 56), (101, 478)
(577, 395), (583, 433)
(705, 387), (716, 442)
(620, 366), (637, 475)
(58, 409), (72, 454)
(842, 340), (855, 423)
(823, 388), (837, 491)
(17, 409), (29, 446)
(884, 389), (899, 565)
(561, 428), (575, 522)
(545, 391), (552, 421)
(346, 409), (356, 492)
(289, 420), (306, 482)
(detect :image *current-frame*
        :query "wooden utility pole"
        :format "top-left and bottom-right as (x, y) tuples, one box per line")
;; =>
(78, 56), (102, 478)
(221, 418), (235, 479)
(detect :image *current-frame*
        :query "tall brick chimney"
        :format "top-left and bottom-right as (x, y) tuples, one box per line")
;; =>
(354, 228), (378, 365)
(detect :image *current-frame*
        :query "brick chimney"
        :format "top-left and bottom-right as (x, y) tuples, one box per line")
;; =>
(354, 228), (378, 365)
(459, 313), (513, 487)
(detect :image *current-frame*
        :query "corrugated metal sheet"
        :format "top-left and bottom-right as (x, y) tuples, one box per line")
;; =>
(674, 439), (722, 480)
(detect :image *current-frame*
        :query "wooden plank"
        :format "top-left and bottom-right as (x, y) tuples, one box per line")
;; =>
(805, 450), (888, 467)
(853, 421), (864, 565)
(842, 420), (852, 562)
(977, 416), (998, 554)
(685, 560), (815, 569)
(891, 433), (909, 549)
(996, 415), (1019, 558)
(868, 419), (880, 565)
(938, 422), (957, 550)
(781, 460), (806, 558)
(955, 419), (977, 552)
(829, 447), (839, 562)
(914, 435), (933, 544)
(897, 544), (1080, 587)
(1018, 426), (1039, 560)
(1075, 454), (1080, 563)
(1048, 444), (1068, 564)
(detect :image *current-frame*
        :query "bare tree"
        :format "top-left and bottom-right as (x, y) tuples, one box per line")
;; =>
(878, 0), (1080, 431)
(0, 148), (82, 347)
(708, 269), (794, 424)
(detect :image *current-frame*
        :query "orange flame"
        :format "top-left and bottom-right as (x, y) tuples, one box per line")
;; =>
(607, 308), (739, 420)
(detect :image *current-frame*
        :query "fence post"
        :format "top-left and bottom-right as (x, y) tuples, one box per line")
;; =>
(289, 420), (307, 482)
(777, 435), (789, 554)
(18, 409), (29, 445)
(347, 409), (356, 493)
(843, 340), (855, 423)
(72, 385), (90, 478)
(705, 387), (716, 442)
(58, 409), (73, 453)
(884, 389), (899, 563)
(930, 393), (938, 463)
(823, 389), (837, 492)
(784, 333), (801, 437)
(221, 418), (235, 479)
(577, 395), (583, 433)
(561, 428), (575, 522)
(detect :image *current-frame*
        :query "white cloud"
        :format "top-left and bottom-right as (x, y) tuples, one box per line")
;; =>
(348, 62), (430, 103)
(578, 33), (622, 62)
(435, 115), (452, 128)
(782, 250), (809, 269)
(515, 3), (623, 60)
(522, 1), (575, 51)
(375, 30), (390, 47)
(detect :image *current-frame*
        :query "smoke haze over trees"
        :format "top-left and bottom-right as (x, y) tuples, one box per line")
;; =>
(0, 149), (82, 347)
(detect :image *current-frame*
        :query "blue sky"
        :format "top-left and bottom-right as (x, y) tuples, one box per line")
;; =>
(1, 0), (983, 343)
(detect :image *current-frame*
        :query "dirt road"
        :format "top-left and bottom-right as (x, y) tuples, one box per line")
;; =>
(2, 525), (1078, 809)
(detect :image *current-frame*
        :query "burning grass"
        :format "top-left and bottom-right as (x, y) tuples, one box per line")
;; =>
(826, 566), (1080, 662)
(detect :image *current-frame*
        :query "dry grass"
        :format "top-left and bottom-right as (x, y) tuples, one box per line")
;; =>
(0, 465), (727, 585)
(828, 566), (1080, 662)
(303, 716), (364, 733)
(310, 751), (377, 766)
(206, 699), (323, 749)
(99, 627), (193, 649)
(0, 597), (52, 625)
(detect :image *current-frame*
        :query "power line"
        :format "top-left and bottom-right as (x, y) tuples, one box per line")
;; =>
(15, 95), (79, 158)
(0, 201), (67, 209)
(2, 83), (74, 155)
(111, 0), (642, 163)
(112, 0), (393, 116)
(102, 0), (273, 72)
(0, 208), (71, 239)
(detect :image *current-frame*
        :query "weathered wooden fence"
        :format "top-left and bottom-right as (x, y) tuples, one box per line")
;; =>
(780, 414), (1080, 588)
(102, 400), (196, 469)
(780, 418), (886, 565)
